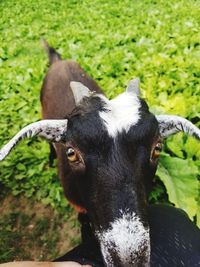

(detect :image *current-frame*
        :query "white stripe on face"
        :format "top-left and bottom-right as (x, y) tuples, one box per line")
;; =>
(98, 93), (141, 138)
(96, 212), (150, 267)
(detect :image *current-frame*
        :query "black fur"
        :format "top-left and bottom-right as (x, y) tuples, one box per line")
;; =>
(55, 205), (200, 267)
(62, 96), (158, 225)
(42, 38), (62, 65)
(40, 42), (200, 266)
(57, 95), (159, 265)
(49, 143), (57, 167)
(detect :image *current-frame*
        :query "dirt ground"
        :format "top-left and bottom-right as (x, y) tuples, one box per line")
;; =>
(0, 193), (80, 263)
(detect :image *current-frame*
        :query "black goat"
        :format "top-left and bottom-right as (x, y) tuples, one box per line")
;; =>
(0, 42), (200, 267)
(56, 205), (200, 267)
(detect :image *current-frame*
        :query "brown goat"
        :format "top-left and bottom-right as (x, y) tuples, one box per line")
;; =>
(1, 41), (200, 267)
(41, 40), (103, 212)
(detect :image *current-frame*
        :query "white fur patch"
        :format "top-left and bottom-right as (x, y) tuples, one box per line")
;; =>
(98, 93), (141, 138)
(96, 212), (150, 266)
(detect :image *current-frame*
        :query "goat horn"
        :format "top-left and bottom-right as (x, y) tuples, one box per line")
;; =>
(70, 81), (91, 105)
(0, 119), (68, 161)
(156, 115), (200, 140)
(126, 78), (141, 96)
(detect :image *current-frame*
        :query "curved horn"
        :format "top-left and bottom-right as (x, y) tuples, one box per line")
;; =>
(70, 81), (91, 105)
(0, 119), (68, 161)
(156, 115), (200, 140)
(126, 78), (141, 96)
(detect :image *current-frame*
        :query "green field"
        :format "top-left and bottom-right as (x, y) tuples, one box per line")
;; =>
(0, 0), (200, 261)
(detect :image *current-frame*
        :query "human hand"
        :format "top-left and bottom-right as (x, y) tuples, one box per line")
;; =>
(0, 262), (92, 267)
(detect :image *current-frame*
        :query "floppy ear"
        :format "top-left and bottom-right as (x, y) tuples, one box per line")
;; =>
(0, 119), (68, 161)
(156, 115), (200, 140)
(70, 81), (91, 105)
(126, 78), (141, 96)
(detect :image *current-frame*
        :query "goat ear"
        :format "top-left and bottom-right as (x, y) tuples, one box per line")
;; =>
(156, 115), (200, 140)
(70, 81), (90, 105)
(0, 120), (68, 161)
(126, 78), (141, 96)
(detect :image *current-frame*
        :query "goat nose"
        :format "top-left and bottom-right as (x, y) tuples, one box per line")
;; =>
(96, 212), (150, 267)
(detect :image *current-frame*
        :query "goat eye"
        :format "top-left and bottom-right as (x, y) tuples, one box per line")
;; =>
(151, 142), (162, 161)
(66, 147), (78, 162)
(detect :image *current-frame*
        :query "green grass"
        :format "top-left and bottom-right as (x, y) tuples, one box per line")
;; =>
(0, 194), (80, 263)
(0, 211), (57, 262)
(0, 0), (199, 242)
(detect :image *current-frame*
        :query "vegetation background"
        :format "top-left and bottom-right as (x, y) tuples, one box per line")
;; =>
(0, 0), (199, 262)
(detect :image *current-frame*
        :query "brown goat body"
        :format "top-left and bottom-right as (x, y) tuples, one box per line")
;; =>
(41, 42), (103, 211)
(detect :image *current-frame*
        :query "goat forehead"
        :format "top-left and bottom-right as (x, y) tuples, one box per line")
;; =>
(68, 93), (157, 148)
(98, 93), (141, 138)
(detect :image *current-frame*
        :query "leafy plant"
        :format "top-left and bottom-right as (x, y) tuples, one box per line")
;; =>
(0, 0), (199, 224)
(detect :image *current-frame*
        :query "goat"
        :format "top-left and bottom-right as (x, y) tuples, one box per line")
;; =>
(0, 42), (200, 267)
(40, 39), (103, 169)
(56, 205), (200, 267)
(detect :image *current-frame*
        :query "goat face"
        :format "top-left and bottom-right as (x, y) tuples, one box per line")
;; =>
(1, 80), (200, 267)
(57, 90), (160, 266)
